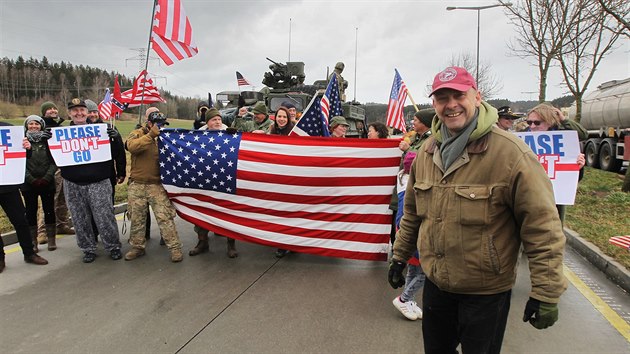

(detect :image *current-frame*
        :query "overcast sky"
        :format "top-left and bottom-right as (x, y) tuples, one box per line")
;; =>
(1, 0), (629, 106)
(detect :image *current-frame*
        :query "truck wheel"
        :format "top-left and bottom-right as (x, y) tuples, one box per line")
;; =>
(584, 142), (599, 168)
(599, 141), (621, 172)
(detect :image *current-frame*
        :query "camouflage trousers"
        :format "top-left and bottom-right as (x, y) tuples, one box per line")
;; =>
(127, 182), (182, 250)
(64, 178), (121, 253)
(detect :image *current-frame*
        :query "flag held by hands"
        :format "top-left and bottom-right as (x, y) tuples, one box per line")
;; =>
(385, 69), (408, 133)
(159, 130), (402, 261)
(151, 0), (198, 66)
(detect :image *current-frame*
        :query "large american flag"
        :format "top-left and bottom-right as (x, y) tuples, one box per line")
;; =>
(151, 0), (198, 66)
(385, 69), (408, 133)
(159, 129), (401, 261)
(122, 70), (166, 108)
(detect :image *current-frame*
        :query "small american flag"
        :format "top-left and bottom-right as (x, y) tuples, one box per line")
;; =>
(609, 236), (630, 250)
(320, 73), (343, 126)
(289, 95), (331, 137)
(159, 129), (402, 261)
(151, 0), (198, 66)
(385, 69), (408, 133)
(236, 71), (250, 86)
(98, 89), (112, 121)
(122, 70), (166, 108)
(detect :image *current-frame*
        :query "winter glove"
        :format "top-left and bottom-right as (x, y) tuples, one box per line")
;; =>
(226, 127), (238, 135)
(388, 260), (406, 289)
(31, 178), (49, 188)
(148, 124), (160, 139)
(107, 127), (120, 139)
(41, 129), (52, 140)
(523, 298), (559, 329)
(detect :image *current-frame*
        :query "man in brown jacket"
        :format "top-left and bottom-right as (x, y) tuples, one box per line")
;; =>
(389, 66), (567, 354)
(124, 111), (183, 262)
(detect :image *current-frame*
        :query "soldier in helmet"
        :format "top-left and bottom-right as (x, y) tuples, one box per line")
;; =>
(329, 62), (349, 101)
(124, 111), (184, 263)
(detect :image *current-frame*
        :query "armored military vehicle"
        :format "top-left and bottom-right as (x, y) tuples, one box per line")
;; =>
(214, 90), (263, 127)
(261, 58), (366, 138)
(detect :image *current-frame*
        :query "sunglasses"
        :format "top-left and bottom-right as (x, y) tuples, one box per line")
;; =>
(526, 120), (543, 126)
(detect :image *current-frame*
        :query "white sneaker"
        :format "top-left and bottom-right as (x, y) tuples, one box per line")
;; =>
(392, 296), (419, 320)
(410, 300), (423, 320)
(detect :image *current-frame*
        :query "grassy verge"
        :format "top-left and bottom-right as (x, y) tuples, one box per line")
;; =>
(565, 167), (630, 270)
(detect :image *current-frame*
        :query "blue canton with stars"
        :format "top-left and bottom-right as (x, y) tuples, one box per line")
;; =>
(158, 129), (241, 194)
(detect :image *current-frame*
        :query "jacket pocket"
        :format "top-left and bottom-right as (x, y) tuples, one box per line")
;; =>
(455, 186), (491, 225)
(412, 182), (432, 218)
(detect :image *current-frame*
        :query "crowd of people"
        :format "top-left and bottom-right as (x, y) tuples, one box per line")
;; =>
(0, 65), (586, 353)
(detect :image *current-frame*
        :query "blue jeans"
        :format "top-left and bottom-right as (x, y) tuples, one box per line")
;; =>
(422, 279), (511, 354)
(400, 263), (425, 302)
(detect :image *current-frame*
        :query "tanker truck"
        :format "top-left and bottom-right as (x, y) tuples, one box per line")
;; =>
(569, 78), (630, 172)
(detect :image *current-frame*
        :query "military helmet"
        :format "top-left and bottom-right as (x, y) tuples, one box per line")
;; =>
(335, 62), (345, 71)
(329, 116), (349, 128)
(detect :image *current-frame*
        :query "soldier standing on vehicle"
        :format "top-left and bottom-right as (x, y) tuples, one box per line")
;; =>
(329, 62), (348, 102)
(124, 111), (184, 263)
(389, 67), (567, 353)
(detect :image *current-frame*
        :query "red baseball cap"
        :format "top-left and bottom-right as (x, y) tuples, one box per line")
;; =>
(429, 66), (477, 96)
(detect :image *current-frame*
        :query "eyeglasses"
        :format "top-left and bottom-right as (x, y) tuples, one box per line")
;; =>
(526, 120), (543, 126)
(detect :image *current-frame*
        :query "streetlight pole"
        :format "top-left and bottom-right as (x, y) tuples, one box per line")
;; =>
(446, 3), (512, 84)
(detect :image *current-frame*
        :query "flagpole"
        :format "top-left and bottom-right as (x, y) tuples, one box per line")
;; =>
(138, 0), (159, 126)
(407, 91), (420, 112)
(353, 27), (358, 103)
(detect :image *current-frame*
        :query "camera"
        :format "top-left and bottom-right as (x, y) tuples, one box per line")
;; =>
(147, 112), (169, 126)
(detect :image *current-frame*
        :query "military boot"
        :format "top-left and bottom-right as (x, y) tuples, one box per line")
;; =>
(227, 238), (238, 258)
(189, 230), (209, 256)
(124, 248), (145, 261)
(29, 225), (39, 253)
(45, 224), (57, 251)
(170, 248), (183, 262)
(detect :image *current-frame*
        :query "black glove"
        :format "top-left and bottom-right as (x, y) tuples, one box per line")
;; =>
(523, 297), (559, 329)
(31, 178), (49, 188)
(107, 127), (120, 139)
(388, 260), (406, 289)
(226, 127), (238, 135)
(41, 129), (52, 140)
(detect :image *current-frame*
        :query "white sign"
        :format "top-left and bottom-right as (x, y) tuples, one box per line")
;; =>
(514, 130), (581, 205)
(0, 126), (26, 185)
(48, 124), (111, 167)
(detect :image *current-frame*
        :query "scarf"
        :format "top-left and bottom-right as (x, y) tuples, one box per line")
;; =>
(439, 111), (479, 171)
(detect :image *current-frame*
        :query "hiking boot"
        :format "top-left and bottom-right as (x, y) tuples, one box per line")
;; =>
(124, 248), (145, 261)
(275, 249), (290, 258)
(227, 238), (238, 258)
(170, 249), (183, 262)
(82, 252), (96, 263)
(189, 240), (209, 256)
(57, 226), (75, 235)
(46, 224), (57, 251)
(37, 234), (48, 245)
(392, 296), (419, 321)
(24, 254), (48, 265)
(110, 249), (123, 261)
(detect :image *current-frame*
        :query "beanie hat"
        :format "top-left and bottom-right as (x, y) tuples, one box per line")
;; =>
(252, 101), (268, 115)
(281, 101), (296, 109)
(84, 99), (98, 112)
(205, 108), (221, 121)
(414, 108), (435, 128)
(40, 101), (58, 116)
(24, 115), (45, 130)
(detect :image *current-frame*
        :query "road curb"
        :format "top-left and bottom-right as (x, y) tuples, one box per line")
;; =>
(1, 203), (128, 247)
(564, 228), (630, 294)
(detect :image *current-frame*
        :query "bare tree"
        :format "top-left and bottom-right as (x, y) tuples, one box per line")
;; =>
(597, 0), (630, 37)
(557, 0), (624, 122)
(448, 52), (503, 99)
(501, 0), (579, 102)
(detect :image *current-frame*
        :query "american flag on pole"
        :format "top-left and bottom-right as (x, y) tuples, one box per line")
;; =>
(236, 71), (250, 86)
(98, 89), (113, 121)
(151, 0), (198, 66)
(288, 95), (331, 137)
(385, 69), (408, 133)
(320, 73), (342, 126)
(159, 130), (401, 261)
(122, 70), (166, 108)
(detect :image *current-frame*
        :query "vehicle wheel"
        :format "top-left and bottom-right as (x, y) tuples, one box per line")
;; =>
(584, 142), (599, 168)
(599, 141), (622, 172)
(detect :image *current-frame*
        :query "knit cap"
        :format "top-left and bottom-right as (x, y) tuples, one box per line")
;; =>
(24, 115), (45, 130)
(40, 101), (58, 116)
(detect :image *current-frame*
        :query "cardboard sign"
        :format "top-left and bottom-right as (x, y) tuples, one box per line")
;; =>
(48, 124), (111, 167)
(515, 130), (581, 205)
(0, 126), (26, 185)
